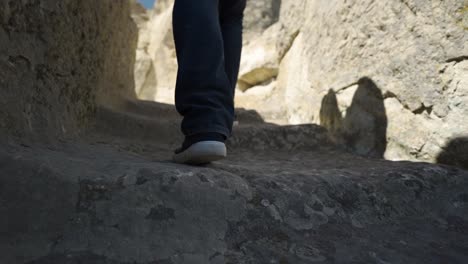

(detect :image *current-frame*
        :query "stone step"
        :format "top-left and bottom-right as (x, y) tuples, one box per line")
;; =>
(94, 105), (333, 151)
(121, 99), (266, 125)
(95, 104), (183, 146)
(2, 142), (467, 263)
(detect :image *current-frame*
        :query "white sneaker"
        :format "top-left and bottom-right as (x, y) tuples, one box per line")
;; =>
(173, 141), (227, 165)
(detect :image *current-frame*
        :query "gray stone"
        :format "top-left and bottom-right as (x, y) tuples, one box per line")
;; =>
(1, 1), (468, 264)
(242, 0), (282, 45)
(2, 136), (468, 263)
(0, 0), (138, 141)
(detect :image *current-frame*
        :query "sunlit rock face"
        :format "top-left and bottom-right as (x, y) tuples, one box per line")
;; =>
(132, 0), (468, 163)
(132, 0), (176, 103)
(239, 0), (467, 163)
(0, 0), (137, 141)
(1, 1), (468, 263)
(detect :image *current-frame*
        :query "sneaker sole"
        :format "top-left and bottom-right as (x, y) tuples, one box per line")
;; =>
(173, 141), (227, 165)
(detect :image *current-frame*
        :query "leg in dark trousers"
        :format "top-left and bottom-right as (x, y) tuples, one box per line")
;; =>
(172, 0), (246, 142)
(219, 0), (246, 92)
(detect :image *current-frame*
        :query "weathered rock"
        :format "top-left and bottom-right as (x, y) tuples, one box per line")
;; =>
(240, 0), (468, 164)
(320, 89), (344, 143)
(0, 0), (138, 141)
(2, 133), (468, 264)
(242, 0), (282, 45)
(437, 137), (468, 170)
(3, 86), (468, 263)
(234, 80), (291, 123)
(237, 23), (296, 91)
(324, 78), (388, 159)
(2, 2), (468, 263)
(133, 1), (176, 102)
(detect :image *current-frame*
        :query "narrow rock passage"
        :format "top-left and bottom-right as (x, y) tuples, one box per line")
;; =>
(2, 0), (467, 263)
(2, 99), (468, 264)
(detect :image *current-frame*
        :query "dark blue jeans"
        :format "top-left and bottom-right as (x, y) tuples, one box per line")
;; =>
(173, 0), (246, 138)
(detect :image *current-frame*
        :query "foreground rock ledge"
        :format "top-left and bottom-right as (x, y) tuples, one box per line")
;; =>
(1, 141), (467, 264)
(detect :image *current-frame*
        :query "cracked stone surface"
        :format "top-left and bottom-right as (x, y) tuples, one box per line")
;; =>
(1, 1), (468, 264)
(2, 99), (468, 264)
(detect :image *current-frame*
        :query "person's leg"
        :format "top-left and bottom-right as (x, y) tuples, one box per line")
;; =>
(173, 0), (233, 139)
(219, 0), (247, 92)
(172, 0), (246, 164)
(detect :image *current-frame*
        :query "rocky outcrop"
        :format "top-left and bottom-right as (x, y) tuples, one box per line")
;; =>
(0, 0), (137, 141)
(2, 100), (468, 263)
(242, 0), (281, 45)
(236, 0), (468, 164)
(1, 1), (468, 263)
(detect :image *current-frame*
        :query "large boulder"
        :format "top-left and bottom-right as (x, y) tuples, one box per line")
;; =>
(0, 0), (137, 141)
(237, 0), (468, 163)
(2, 135), (468, 264)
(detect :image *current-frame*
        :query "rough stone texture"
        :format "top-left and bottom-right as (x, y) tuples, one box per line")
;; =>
(2, 1), (468, 263)
(437, 137), (468, 170)
(319, 78), (388, 159)
(2, 76), (468, 263)
(2, 109), (468, 263)
(242, 0), (282, 45)
(0, 0), (137, 140)
(237, 23), (298, 92)
(236, 0), (468, 164)
(134, 1), (176, 102)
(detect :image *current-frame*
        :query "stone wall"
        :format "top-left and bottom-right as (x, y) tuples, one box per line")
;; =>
(242, 0), (282, 45)
(0, 0), (137, 141)
(237, 0), (468, 163)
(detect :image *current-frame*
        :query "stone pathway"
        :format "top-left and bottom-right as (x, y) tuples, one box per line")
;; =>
(1, 99), (468, 264)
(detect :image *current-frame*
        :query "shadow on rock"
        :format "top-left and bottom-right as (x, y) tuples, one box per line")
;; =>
(320, 89), (343, 143)
(122, 98), (265, 125)
(320, 77), (388, 159)
(437, 137), (468, 170)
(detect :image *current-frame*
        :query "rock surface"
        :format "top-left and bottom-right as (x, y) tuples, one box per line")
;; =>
(2, 100), (468, 263)
(0, 0), (137, 140)
(237, 0), (468, 164)
(1, 1), (468, 264)
(132, 0), (176, 102)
